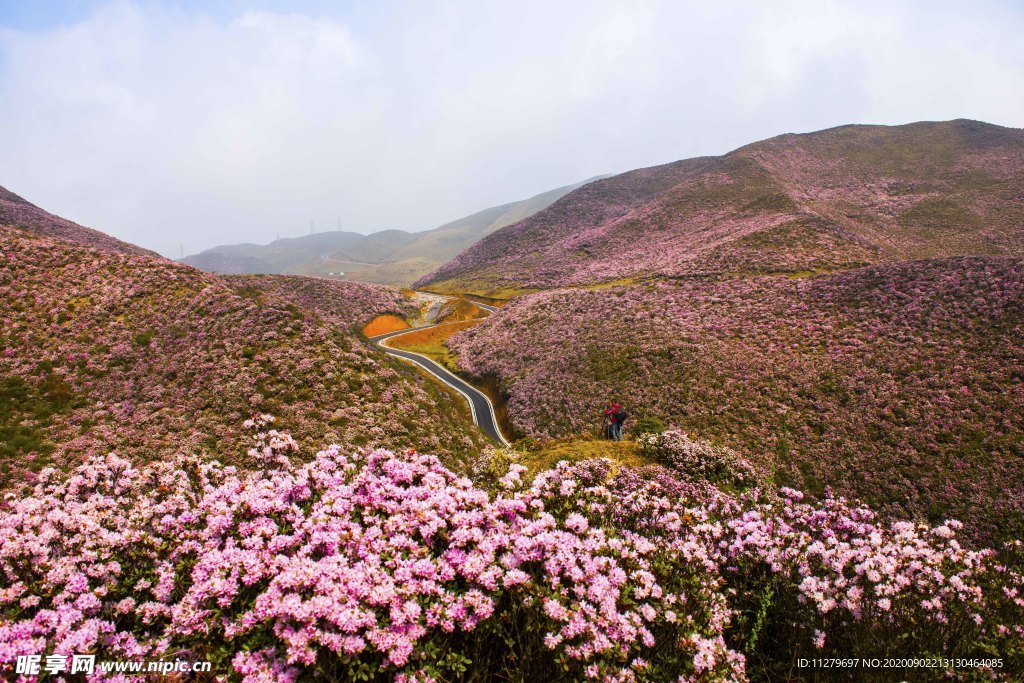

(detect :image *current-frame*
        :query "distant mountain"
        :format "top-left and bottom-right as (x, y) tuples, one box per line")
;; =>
(418, 119), (1024, 294)
(182, 231), (370, 275)
(180, 251), (276, 275)
(180, 177), (603, 286)
(0, 184), (158, 257)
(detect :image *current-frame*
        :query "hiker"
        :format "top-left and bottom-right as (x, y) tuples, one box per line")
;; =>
(604, 401), (628, 441)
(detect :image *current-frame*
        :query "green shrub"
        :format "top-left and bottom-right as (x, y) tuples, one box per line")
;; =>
(133, 330), (155, 346)
(632, 416), (666, 436)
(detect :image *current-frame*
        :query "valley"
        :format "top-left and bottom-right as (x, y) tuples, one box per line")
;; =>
(0, 195), (493, 484)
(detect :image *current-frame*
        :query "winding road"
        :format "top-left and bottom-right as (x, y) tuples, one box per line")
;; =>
(368, 298), (509, 447)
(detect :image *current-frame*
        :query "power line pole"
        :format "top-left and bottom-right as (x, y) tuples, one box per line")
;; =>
(310, 219), (315, 235)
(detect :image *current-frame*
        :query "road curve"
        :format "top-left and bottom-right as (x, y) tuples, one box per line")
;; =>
(369, 322), (510, 447)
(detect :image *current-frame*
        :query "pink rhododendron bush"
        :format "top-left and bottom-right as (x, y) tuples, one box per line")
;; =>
(636, 431), (762, 490)
(2, 443), (1022, 681)
(449, 256), (1024, 542)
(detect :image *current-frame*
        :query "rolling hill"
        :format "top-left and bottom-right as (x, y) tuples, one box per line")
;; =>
(0, 184), (158, 257)
(419, 119), (1024, 295)
(425, 119), (1024, 541)
(449, 256), (1024, 540)
(181, 177), (603, 286)
(0, 217), (489, 487)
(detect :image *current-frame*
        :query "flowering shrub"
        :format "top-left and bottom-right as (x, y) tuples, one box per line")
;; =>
(636, 430), (760, 489)
(449, 256), (1024, 541)
(0, 446), (1021, 681)
(719, 495), (1024, 680)
(0, 450), (741, 681)
(0, 227), (487, 483)
(244, 413), (299, 467)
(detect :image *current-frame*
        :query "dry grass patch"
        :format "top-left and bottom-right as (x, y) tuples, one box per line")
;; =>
(387, 321), (480, 371)
(437, 299), (486, 322)
(362, 314), (410, 337)
(520, 437), (654, 477)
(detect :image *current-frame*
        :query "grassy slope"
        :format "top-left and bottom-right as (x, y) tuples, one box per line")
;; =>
(388, 321), (481, 372)
(516, 437), (653, 478)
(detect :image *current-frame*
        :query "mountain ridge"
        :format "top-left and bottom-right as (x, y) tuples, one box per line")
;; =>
(0, 184), (159, 257)
(418, 119), (1024, 294)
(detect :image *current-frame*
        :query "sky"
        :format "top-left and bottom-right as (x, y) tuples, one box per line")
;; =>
(0, 1), (1022, 257)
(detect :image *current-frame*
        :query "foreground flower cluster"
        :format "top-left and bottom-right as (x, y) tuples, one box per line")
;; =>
(450, 256), (1024, 541)
(636, 430), (761, 490)
(1, 446), (1021, 681)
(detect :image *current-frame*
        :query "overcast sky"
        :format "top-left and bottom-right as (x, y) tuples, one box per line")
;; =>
(1, 0), (1022, 257)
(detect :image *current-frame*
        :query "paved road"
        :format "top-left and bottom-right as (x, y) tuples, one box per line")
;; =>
(468, 300), (500, 314)
(369, 319), (510, 447)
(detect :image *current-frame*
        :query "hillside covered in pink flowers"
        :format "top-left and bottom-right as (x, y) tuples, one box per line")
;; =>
(448, 256), (1024, 541)
(419, 120), (1024, 294)
(0, 185), (158, 258)
(0, 225), (488, 485)
(223, 273), (417, 331)
(3, 117), (1024, 680)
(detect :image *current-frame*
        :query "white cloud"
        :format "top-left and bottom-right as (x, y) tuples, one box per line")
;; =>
(0, 0), (1021, 256)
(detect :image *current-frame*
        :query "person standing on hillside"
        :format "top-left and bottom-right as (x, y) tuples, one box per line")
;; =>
(605, 401), (628, 441)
